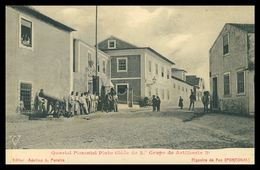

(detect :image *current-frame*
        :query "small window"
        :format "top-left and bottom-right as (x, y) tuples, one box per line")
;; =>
(167, 90), (170, 100)
(117, 58), (127, 72)
(21, 18), (32, 47)
(102, 60), (106, 74)
(186, 88), (187, 92)
(88, 52), (93, 67)
(223, 34), (229, 55)
(237, 71), (245, 94)
(155, 64), (158, 75)
(174, 84), (175, 88)
(148, 86), (151, 97)
(182, 87), (184, 91)
(161, 67), (164, 77)
(167, 70), (170, 79)
(178, 85), (180, 90)
(161, 89), (164, 99)
(108, 40), (116, 49)
(20, 82), (32, 111)
(19, 16), (33, 50)
(224, 73), (230, 95)
(148, 60), (152, 73)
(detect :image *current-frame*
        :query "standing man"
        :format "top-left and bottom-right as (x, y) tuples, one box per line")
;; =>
(178, 96), (183, 109)
(189, 92), (196, 111)
(152, 95), (157, 112)
(74, 92), (80, 115)
(68, 91), (75, 117)
(156, 96), (161, 112)
(113, 92), (118, 112)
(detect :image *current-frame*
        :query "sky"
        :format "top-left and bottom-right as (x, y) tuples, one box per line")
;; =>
(32, 6), (254, 90)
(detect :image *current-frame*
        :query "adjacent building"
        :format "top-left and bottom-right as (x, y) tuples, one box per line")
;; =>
(186, 75), (205, 101)
(73, 38), (111, 96)
(209, 23), (254, 115)
(6, 6), (75, 118)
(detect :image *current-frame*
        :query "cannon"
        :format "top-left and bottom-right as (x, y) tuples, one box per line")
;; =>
(38, 89), (70, 118)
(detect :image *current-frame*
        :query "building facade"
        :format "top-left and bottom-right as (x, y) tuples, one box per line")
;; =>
(6, 6), (75, 118)
(186, 75), (205, 101)
(209, 23), (254, 115)
(73, 38), (111, 95)
(98, 35), (194, 106)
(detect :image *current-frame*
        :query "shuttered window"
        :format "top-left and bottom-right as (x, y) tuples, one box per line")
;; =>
(237, 71), (245, 94)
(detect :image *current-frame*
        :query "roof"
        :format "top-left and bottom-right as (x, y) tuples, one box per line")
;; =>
(186, 75), (200, 86)
(209, 23), (254, 52)
(171, 76), (193, 86)
(171, 68), (187, 73)
(74, 38), (110, 58)
(102, 47), (175, 65)
(228, 23), (255, 33)
(10, 6), (76, 32)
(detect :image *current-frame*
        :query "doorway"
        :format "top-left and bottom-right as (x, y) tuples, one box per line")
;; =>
(212, 77), (218, 108)
(117, 84), (128, 104)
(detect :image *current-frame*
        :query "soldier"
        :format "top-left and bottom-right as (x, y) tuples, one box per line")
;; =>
(74, 92), (80, 115)
(189, 92), (196, 111)
(156, 96), (161, 112)
(68, 91), (75, 117)
(113, 92), (118, 112)
(152, 95), (157, 112)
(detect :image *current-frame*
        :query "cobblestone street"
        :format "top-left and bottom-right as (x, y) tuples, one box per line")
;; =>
(6, 104), (254, 149)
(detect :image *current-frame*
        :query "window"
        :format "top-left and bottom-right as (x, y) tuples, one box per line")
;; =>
(237, 71), (245, 94)
(167, 90), (170, 100)
(19, 82), (32, 110)
(182, 87), (184, 91)
(161, 89), (164, 99)
(97, 57), (100, 72)
(155, 64), (158, 75)
(174, 84), (175, 88)
(19, 16), (33, 50)
(148, 86), (151, 97)
(117, 58), (127, 72)
(223, 34), (229, 55)
(88, 52), (93, 67)
(167, 70), (170, 79)
(102, 60), (106, 74)
(186, 88), (187, 92)
(224, 73), (230, 95)
(148, 60), (152, 73)
(108, 40), (116, 49)
(156, 88), (158, 96)
(178, 85), (180, 90)
(161, 66), (164, 77)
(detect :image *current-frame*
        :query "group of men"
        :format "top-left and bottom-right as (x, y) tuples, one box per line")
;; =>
(68, 91), (99, 116)
(67, 88), (119, 116)
(102, 89), (118, 113)
(152, 95), (161, 112)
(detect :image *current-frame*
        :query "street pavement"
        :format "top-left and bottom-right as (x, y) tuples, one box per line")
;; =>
(6, 103), (254, 149)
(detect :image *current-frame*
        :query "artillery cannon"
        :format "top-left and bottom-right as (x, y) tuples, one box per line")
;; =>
(39, 89), (70, 118)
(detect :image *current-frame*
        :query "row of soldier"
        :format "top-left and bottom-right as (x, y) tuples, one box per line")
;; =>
(68, 88), (119, 116)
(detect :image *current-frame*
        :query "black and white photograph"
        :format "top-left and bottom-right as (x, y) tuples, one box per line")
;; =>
(6, 5), (254, 164)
